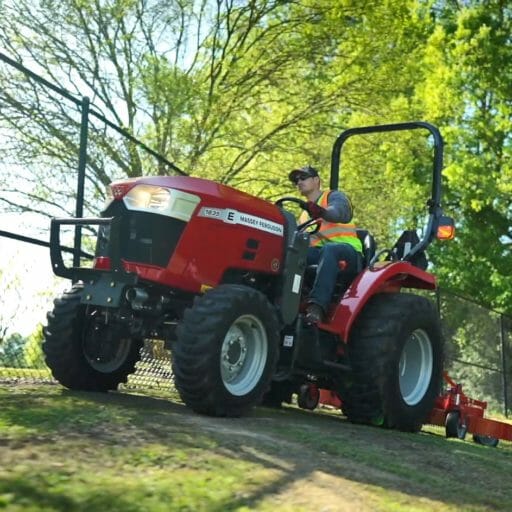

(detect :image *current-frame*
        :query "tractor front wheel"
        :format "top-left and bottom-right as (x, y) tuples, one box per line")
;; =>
(172, 285), (280, 416)
(343, 293), (443, 432)
(43, 284), (142, 391)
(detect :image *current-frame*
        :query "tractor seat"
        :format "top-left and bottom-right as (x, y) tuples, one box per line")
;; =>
(357, 229), (377, 270)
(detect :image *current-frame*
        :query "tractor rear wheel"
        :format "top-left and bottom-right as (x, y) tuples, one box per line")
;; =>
(343, 293), (443, 432)
(172, 284), (279, 416)
(43, 284), (142, 391)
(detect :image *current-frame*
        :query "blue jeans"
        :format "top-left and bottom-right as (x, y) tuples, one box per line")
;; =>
(306, 243), (360, 311)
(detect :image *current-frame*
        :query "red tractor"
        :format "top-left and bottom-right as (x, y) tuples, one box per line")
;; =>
(43, 121), (454, 432)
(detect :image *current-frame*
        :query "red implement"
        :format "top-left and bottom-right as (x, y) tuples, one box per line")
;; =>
(427, 372), (512, 446)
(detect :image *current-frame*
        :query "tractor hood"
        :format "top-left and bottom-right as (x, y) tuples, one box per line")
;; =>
(98, 175), (287, 293)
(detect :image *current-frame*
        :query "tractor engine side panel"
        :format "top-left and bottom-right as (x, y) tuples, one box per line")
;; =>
(164, 215), (285, 292)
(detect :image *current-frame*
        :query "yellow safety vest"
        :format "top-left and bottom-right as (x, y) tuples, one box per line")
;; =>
(299, 191), (363, 253)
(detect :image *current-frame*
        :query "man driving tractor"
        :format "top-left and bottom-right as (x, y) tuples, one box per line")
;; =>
(289, 165), (362, 323)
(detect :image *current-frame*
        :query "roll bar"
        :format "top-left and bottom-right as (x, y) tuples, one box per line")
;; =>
(329, 121), (445, 259)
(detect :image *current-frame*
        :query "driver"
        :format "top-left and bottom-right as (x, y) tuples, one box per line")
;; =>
(289, 165), (363, 323)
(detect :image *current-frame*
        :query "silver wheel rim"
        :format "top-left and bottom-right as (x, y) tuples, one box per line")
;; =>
(398, 328), (433, 406)
(220, 314), (268, 396)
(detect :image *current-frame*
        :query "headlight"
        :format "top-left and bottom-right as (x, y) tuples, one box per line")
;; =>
(122, 184), (200, 221)
(124, 185), (170, 210)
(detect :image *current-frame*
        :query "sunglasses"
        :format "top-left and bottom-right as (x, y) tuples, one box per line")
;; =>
(293, 174), (313, 184)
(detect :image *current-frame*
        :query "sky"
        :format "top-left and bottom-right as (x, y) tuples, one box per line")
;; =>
(0, 212), (67, 337)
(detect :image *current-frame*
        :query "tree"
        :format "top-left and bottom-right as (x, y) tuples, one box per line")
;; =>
(0, 333), (27, 368)
(0, 0), (435, 220)
(416, 0), (512, 312)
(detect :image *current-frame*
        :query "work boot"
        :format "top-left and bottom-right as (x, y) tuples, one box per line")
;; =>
(305, 303), (324, 324)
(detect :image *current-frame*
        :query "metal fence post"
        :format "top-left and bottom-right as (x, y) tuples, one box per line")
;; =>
(500, 314), (509, 417)
(73, 96), (90, 273)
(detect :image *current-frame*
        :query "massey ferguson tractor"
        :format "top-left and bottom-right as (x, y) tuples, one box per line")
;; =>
(43, 122), (455, 432)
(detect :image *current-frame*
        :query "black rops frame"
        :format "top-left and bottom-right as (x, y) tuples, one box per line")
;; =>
(330, 121), (444, 261)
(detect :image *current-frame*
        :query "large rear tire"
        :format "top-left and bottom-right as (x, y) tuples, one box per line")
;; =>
(172, 284), (280, 416)
(43, 284), (142, 391)
(343, 293), (443, 432)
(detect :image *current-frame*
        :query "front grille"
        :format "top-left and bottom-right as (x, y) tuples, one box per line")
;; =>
(96, 201), (186, 268)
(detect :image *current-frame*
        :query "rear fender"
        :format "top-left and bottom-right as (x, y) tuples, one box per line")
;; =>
(322, 261), (436, 342)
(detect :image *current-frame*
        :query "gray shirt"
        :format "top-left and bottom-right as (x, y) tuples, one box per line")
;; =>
(320, 190), (353, 224)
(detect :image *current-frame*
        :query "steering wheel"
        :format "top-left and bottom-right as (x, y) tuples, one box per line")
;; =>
(275, 196), (307, 209)
(275, 196), (321, 234)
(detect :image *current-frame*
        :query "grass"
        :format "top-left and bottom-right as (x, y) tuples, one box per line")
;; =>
(0, 368), (52, 379)
(0, 384), (511, 511)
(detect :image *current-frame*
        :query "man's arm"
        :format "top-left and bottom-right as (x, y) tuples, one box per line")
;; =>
(322, 190), (353, 223)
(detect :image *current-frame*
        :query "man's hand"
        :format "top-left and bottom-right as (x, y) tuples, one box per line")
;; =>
(305, 201), (325, 219)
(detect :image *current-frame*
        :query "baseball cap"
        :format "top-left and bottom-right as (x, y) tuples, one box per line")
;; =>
(288, 165), (320, 183)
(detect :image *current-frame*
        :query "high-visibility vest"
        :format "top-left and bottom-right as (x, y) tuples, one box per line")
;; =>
(300, 191), (363, 253)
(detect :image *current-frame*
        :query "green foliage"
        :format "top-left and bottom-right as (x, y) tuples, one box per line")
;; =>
(0, 332), (27, 368)
(24, 324), (46, 369)
(415, 1), (512, 312)
(0, 0), (438, 207)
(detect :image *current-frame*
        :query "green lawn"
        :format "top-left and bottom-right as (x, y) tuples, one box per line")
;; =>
(0, 385), (511, 511)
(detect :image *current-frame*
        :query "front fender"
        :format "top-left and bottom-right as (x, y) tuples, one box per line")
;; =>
(322, 261), (437, 342)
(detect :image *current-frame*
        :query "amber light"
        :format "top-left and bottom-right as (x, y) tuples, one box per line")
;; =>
(437, 225), (455, 240)
(436, 216), (455, 240)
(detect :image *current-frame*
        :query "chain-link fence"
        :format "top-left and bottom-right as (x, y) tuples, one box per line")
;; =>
(0, 331), (175, 392)
(440, 290), (511, 416)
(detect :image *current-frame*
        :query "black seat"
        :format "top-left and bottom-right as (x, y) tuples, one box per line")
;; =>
(356, 229), (377, 270)
(389, 229), (427, 270)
